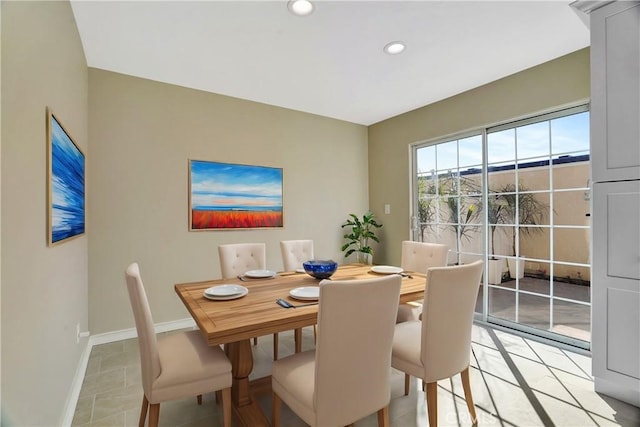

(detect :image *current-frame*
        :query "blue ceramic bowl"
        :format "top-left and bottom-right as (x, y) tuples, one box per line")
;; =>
(302, 259), (338, 279)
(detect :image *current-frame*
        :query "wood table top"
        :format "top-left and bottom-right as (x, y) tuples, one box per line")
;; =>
(175, 263), (426, 346)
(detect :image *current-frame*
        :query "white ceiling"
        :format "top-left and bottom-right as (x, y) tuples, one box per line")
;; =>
(70, 1), (590, 126)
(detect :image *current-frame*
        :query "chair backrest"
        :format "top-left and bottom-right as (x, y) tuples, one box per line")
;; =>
(124, 263), (161, 397)
(401, 240), (449, 274)
(218, 243), (266, 278)
(314, 274), (402, 426)
(280, 240), (314, 271)
(420, 260), (483, 383)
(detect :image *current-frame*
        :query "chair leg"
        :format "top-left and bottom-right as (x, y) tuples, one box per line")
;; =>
(404, 373), (410, 396)
(313, 325), (317, 343)
(253, 337), (258, 345)
(221, 387), (232, 427)
(273, 333), (279, 360)
(148, 403), (160, 427)
(197, 394), (202, 405)
(377, 405), (389, 427)
(138, 395), (149, 427)
(215, 390), (221, 404)
(426, 382), (437, 427)
(294, 327), (302, 353)
(461, 367), (477, 425)
(272, 392), (282, 427)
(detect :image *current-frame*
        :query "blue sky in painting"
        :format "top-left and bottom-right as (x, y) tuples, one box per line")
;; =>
(51, 116), (85, 243)
(190, 160), (282, 211)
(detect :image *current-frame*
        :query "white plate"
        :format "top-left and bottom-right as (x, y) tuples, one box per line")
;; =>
(371, 265), (404, 275)
(289, 286), (320, 301)
(205, 284), (246, 297)
(244, 269), (276, 279)
(204, 285), (248, 301)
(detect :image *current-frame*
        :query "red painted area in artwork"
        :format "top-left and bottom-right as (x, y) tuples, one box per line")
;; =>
(192, 210), (283, 229)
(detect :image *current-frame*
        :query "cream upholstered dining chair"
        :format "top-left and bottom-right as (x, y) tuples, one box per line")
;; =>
(124, 263), (232, 427)
(271, 274), (402, 427)
(391, 260), (483, 426)
(280, 239), (316, 345)
(218, 242), (283, 358)
(280, 239), (314, 271)
(396, 240), (449, 323)
(218, 242), (267, 279)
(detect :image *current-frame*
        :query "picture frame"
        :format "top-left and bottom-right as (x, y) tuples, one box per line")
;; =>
(189, 159), (283, 230)
(47, 108), (85, 246)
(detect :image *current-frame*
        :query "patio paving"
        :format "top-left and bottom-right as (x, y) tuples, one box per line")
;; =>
(476, 276), (591, 343)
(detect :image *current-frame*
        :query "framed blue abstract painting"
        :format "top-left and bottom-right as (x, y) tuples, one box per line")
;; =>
(47, 109), (85, 246)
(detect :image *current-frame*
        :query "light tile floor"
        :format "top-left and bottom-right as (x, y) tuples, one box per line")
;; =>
(72, 324), (640, 426)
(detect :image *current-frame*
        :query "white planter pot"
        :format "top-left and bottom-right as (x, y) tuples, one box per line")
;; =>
(487, 259), (504, 284)
(507, 258), (525, 279)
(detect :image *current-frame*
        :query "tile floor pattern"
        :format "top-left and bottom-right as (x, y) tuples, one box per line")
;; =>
(72, 324), (640, 427)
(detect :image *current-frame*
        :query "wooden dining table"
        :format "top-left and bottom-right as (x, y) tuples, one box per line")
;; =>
(175, 263), (427, 427)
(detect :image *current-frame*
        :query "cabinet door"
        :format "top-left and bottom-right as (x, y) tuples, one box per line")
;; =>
(591, 1), (640, 182)
(592, 181), (640, 407)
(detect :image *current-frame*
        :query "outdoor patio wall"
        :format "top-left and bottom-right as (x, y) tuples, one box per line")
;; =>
(88, 69), (368, 334)
(1, 1), (89, 425)
(368, 48), (590, 267)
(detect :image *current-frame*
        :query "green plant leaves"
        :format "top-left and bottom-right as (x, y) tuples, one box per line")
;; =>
(340, 211), (382, 259)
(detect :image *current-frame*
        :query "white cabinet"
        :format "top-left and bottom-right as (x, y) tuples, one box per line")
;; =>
(590, 1), (640, 183)
(578, 0), (640, 407)
(592, 181), (640, 407)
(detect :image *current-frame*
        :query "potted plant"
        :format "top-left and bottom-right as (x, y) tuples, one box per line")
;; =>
(443, 193), (482, 265)
(499, 183), (548, 279)
(486, 192), (509, 284)
(418, 173), (482, 264)
(341, 211), (382, 264)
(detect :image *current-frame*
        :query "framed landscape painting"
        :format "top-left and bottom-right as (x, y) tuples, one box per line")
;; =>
(47, 109), (85, 246)
(189, 160), (283, 230)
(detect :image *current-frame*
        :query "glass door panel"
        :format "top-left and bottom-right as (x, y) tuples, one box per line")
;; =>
(518, 293), (551, 331)
(488, 287), (516, 322)
(552, 299), (591, 342)
(411, 105), (591, 348)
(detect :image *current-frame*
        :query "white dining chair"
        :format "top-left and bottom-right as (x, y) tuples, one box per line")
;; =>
(125, 263), (232, 427)
(396, 240), (449, 323)
(272, 274), (402, 427)
(218, 242), (267, 279)
(280, 239), (316, 346)
(280, 239), (314, 271)
(218, 242), (286, 359)
(391, 260), (483, 426)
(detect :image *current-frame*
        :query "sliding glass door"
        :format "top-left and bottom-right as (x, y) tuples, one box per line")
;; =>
(411, 105), (591, 347)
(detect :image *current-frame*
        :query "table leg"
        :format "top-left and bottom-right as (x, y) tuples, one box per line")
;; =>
(226, 339), (270, 427)
(227, 340), (253, 406)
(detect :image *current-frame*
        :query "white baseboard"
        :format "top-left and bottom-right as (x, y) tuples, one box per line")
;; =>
(89, 317), (196, 346)
(60, 338), (92, 427)
(60, 317), (196, 426)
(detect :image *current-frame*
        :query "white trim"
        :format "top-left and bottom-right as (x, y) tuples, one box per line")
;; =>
(60, 339), (92, 426)
(60, 317), (196, 426)
(570, 0), (615, 14)
(90, 317), (196, 346)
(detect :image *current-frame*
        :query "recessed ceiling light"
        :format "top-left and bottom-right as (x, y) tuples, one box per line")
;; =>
(288, 0), (314, 16)
(384, 41), (406, 55)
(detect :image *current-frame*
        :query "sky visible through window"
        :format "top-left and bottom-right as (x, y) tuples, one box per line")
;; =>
(417, 111), (589, 174)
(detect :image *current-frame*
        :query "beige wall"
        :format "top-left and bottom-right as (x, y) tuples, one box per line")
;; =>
(368, 48), (591, 266)
(88, 69), (368, 334)
(1, 1), (88, 425)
